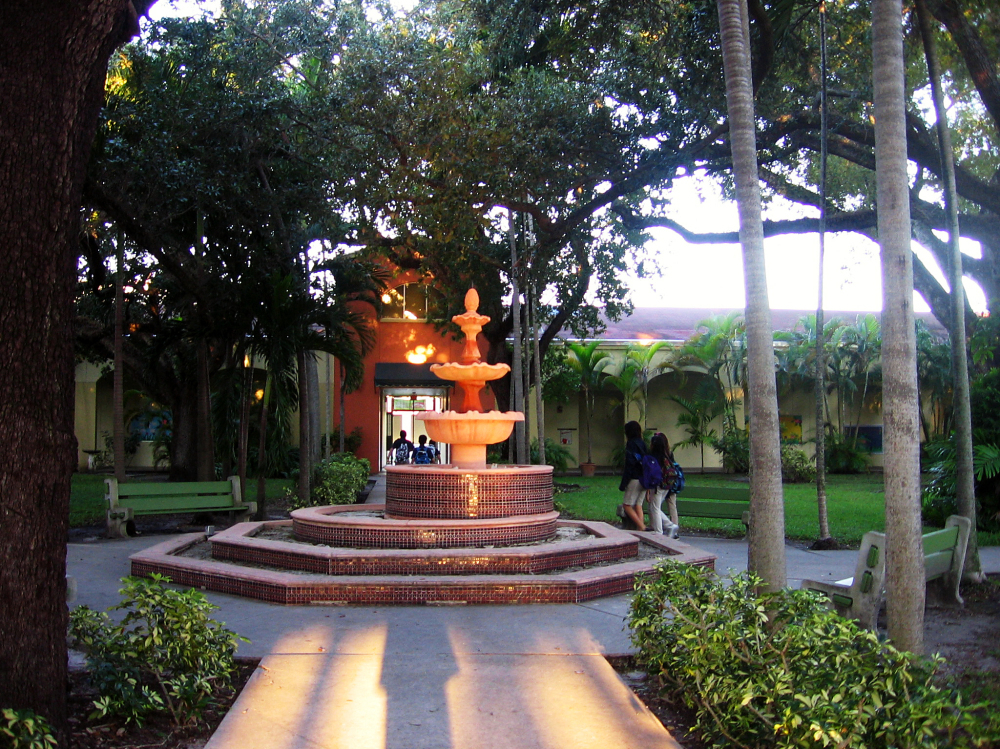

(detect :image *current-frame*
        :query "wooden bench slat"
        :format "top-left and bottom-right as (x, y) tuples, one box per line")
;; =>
(924, 550), (954, 580)
(117, 495), (243, 512)
(922, 526), (959, 555)
(675, 499), (749, 520)
(681, 487), (750, 502)
(117, 481), (233, 498)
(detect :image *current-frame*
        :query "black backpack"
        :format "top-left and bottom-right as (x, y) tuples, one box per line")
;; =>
(394, 442), (411, 464)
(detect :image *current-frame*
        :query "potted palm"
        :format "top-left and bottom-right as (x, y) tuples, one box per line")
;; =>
(567, 341), (611, 476)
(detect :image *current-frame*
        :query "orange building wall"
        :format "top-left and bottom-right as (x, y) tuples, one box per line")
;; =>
(334, 280), (497, 469)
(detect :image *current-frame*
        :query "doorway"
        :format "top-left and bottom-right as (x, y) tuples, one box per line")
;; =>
(380, 388), (449, 469)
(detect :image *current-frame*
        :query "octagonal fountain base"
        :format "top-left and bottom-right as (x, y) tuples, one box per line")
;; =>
(128, 513), (717, 605)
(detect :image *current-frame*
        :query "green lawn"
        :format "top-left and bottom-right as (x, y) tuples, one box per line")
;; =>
(555, 472), (1000, 547)
(69, 473), (294, 527)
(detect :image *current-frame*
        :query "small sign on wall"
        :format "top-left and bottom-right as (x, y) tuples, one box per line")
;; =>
(559, 429), (574, 446)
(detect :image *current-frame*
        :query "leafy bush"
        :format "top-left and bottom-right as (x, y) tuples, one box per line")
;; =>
(529, 437), (576, 473)
(629, 562), (994, 749)
(922, 438), (1000, 530)
(0, 708), (56, 749)
(825, 431), (871, 474)
(90, 430), (142, 470)
(68, 574), (247, 727)
(780, 445), (815, 483)
(288, 452), (371, 510)
(711, 428), (750, 474)
(321, 426), (364, 455)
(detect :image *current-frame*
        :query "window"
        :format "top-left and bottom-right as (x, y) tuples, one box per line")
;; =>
(380, 283), (441, 321)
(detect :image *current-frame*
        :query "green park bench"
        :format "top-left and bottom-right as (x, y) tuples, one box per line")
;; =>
(675, 486), (751, 530)
(105, 476), (256, 538)
(800, 514), (971, 629)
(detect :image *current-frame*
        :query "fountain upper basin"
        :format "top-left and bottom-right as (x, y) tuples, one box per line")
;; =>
(417, 410), (523, 447)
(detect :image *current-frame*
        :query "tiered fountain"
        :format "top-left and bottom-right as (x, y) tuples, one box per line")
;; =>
(129, 290), (714, 604)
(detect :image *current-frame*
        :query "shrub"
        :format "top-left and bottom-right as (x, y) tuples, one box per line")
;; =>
(780, 445), (816, 483)
(68, 574), (247, 727)
(922, 438), (1000, 530)
(0, 708), (57, 749)
(629, 562), (995, 748)
(529, 437), (576, 473)
(292, 452), (371, 510)
(825, 431), (871, 474)
(321, 426), (364, 455)
(711, 428), (750, 474)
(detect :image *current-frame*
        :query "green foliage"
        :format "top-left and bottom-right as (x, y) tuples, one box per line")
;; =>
(711, 427), (750, 474)
(291, 453), (371, 510)
(68, 574), (247, 727)
(529, 437), (576, 473)
(0, 708), (57, 749)
(780, 445), (816, 484)
(90, 429), (142, 470)
(970, 368), (1000, 445)
(922, 438), (1000, 530)
(540, 346), (581, 406)
(321, 426), (364, 455)
(824, 430), (871, 474)
(629, 563), (996, 749)
(672, 377), (725, 472)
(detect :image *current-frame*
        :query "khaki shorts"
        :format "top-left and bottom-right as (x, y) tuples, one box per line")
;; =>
(622, 479), (645, 506)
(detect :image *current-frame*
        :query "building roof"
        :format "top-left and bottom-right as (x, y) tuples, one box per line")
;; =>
(592, 307), (948, 343)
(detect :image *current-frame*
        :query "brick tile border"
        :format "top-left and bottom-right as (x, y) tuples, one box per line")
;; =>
(128, 524), (717, 605)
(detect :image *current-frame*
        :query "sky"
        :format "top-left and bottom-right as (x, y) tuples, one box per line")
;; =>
(627, 174), (988, 314)
(146, 0), (987, 317)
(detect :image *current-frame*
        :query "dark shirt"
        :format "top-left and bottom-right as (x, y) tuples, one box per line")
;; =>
(390, 438), (414, 463)
(620, 437), (647, 490)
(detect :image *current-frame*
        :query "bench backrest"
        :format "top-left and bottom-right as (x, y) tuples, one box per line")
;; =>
(679, 487), (749, 503)
(107, 478), (241, 512)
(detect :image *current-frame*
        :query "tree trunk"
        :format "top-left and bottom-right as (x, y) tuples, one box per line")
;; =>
(237, 357), (251, 502)
(873, 0), (926, 654)
(169, 387), (198, 481)
(339, 360), (347, 453)
(814, 2), (831, 542)
(307, 355), (321, 465)
(916, 0), (982, 583)
(114, 236), (127, 483)
(0, 0), (140, 732)
(255, 375), (271, 521)
(298, 350), (312, 505)
(196, 338), (215, 481)
(717, 0), (786, 591)
(531, 284), (545, 466)
(509, 212), (527, 463)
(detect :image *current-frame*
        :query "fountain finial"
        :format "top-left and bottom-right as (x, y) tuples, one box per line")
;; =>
(464, 288), (479, 313)
(453, 288), (490, 365)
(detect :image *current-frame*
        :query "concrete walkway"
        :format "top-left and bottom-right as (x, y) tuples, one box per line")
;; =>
(65, 480), (1000, 749)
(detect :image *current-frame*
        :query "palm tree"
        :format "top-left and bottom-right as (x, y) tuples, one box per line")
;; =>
(605, 360), (643, 425)
(671, 378), (726, 472)
(915, 0), (981, 583)
(566, 341), (612, 467)
(843, 314), (882, 448)
(626, 341), (671, 430)
(678, 312), (745, 435)
(872, 0), (926, 653)
(717, 0), (786, 591)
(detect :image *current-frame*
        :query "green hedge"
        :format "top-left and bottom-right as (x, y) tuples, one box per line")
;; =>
(629, 562), (997, 748)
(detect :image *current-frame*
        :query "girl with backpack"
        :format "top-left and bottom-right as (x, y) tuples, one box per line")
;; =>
(618, 420), (648, 531)
(649, 432), (680, 538)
